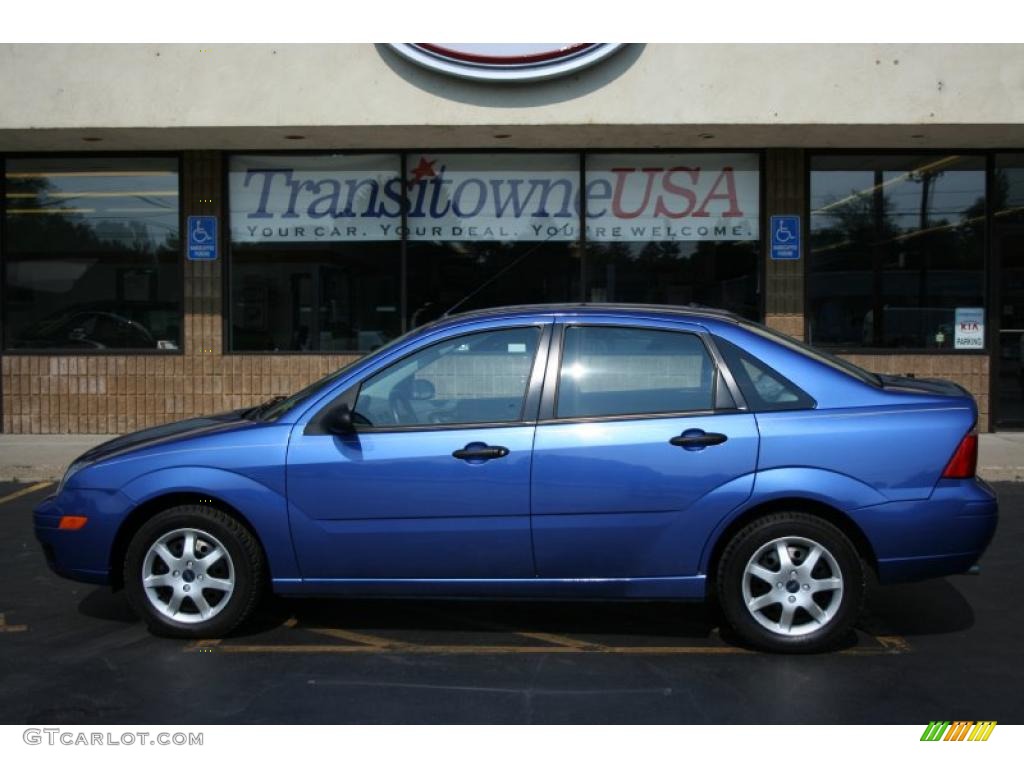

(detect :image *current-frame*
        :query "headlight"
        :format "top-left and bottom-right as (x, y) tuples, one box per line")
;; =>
(57, 459), (89, 496)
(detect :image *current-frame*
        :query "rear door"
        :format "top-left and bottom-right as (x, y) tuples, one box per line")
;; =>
(530, 318), (759, 578)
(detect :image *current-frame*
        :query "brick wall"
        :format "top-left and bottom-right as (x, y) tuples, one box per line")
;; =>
(0, 354), (359, 434)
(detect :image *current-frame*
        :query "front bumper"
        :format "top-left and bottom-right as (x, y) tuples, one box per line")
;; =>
(855, 478), (998, 583)
(34, 488), (134, 585)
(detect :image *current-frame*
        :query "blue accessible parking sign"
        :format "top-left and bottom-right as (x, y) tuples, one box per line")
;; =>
(187, 216), (218, 261)
(770, 215), (801, 260)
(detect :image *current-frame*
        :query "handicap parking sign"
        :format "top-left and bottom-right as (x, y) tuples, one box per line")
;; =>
(187, 216), (218, 261)
(770, 215), (800, 261)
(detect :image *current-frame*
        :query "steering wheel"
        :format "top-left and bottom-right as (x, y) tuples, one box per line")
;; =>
(388, 389), (418, 425)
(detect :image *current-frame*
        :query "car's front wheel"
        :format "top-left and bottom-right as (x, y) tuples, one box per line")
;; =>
(716, 512), (865, 653)
(123, 505), (264, 638)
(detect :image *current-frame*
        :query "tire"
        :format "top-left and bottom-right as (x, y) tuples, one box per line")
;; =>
(123, 505), (265, 638)
(716, 512), (865, 653)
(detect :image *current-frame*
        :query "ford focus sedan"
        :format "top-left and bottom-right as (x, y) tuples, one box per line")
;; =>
(34, 304), (998, 652)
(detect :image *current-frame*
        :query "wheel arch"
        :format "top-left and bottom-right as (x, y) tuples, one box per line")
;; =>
(704, 497), (879, 592)
(109, 492), (267, 590)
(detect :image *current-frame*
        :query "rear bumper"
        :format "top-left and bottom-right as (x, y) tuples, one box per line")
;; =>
(855, 478), (998, 584)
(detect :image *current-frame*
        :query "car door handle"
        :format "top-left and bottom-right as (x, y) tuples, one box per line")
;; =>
(669, 431), (728, 450)
(452, 443), (510, 461)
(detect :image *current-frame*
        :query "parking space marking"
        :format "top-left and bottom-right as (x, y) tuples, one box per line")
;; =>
(0, 481), (53, 506)
(181, 613), (911, 656)
(873, 634), (913, 653)
(409, 605), (609, 650)
(306, 626), (416, 649)
(0, 613), (28, 634)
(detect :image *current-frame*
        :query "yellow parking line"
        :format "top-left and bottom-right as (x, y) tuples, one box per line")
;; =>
(872, 635), (912, 653)
(306, 626), (415, 648)
(0, 613), (28, 634)
(0, 481), (54, 506)
(406, 605), (609, 650)
(512, 630), (607, 649)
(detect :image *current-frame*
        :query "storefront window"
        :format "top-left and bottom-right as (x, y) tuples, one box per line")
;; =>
(226, 151), (765, 349)
(228, 154), (403, 352)
(3, 156), (182, 351)
(405, 153), (580, 326)
(584, 153), (761, 319)
(808, 154), (986, 349)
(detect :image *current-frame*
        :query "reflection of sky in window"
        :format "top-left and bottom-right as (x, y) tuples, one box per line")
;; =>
(5, 159), (179, 247)
(997, 158), (1024, 207)
(810, 165), (985, 234)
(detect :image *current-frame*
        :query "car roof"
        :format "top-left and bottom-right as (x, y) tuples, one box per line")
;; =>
(435, 303), (746, 329)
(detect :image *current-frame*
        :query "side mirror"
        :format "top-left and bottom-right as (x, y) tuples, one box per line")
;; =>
(324, 403), (356, 435)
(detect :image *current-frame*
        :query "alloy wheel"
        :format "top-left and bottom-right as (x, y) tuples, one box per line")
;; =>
(741, 536), (844, 637)
(141, 527), (235, 624)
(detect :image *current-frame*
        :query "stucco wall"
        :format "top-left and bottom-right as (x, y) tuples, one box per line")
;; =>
(1, 44), (1022, 151)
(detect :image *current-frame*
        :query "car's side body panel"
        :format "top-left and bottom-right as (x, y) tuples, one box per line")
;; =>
(531, 414), (759, 578)
(754, 406), (975, 502)
(38, 422), (298, 583)
(118, 464), (300, 581)
(286, 425), (537, 580)
(272, 575), (707, 599)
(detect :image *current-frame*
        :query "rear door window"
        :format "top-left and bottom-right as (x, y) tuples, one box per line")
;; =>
(556, 326), (716, 419)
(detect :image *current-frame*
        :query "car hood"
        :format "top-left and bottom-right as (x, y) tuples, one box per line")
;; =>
(76, 410), (254, 466)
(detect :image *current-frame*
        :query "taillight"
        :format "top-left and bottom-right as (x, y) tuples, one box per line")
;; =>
(942, 428), (978, 479)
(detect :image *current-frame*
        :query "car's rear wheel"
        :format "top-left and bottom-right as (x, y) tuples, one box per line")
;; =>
(123, 505), (264, 638)
(716, 512), (865, 653)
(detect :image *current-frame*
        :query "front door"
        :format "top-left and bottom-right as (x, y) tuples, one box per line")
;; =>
(287, 324), (549, 580)
(531, 321), (759, 578)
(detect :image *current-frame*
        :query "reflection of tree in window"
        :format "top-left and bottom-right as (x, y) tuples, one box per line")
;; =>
(808, 156), (985, 349)
(4, 160), (182, 351)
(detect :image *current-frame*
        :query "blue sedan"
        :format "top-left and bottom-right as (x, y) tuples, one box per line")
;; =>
(34, 304), (997, 652)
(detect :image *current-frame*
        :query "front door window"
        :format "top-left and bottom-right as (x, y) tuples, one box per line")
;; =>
(354, 326), (542, 428)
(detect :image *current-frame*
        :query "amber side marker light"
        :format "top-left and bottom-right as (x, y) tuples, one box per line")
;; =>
(58, 516), (89, 530)
(942, 429), (979, 479)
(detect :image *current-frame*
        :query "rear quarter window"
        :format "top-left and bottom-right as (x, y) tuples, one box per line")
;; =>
(714, 336), (815, 412)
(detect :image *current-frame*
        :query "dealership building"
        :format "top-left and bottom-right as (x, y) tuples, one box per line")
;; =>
(0, 43), (1022, 433)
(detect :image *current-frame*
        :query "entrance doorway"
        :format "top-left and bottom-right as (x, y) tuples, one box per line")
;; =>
(993, 155), (1024, 429)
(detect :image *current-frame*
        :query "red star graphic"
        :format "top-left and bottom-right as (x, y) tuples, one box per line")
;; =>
(409, 156), (437, 186)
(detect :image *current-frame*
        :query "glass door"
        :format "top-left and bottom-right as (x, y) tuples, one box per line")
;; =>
(994, 155), (1024, 428)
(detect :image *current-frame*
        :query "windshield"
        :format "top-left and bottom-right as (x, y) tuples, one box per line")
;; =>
(743, 322), (882, 387)
(253, 326), (422, 421)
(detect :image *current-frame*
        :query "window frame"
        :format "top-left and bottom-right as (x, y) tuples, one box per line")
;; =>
(1, 151), (186, 356)
(804, 148), (990, 356)
(307, 321), (554, 435)
(222, 148), (767, 355)
(538, 320), (747, 425)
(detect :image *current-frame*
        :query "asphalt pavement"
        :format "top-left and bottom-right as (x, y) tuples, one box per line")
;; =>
(0, 480), (1021, 724)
